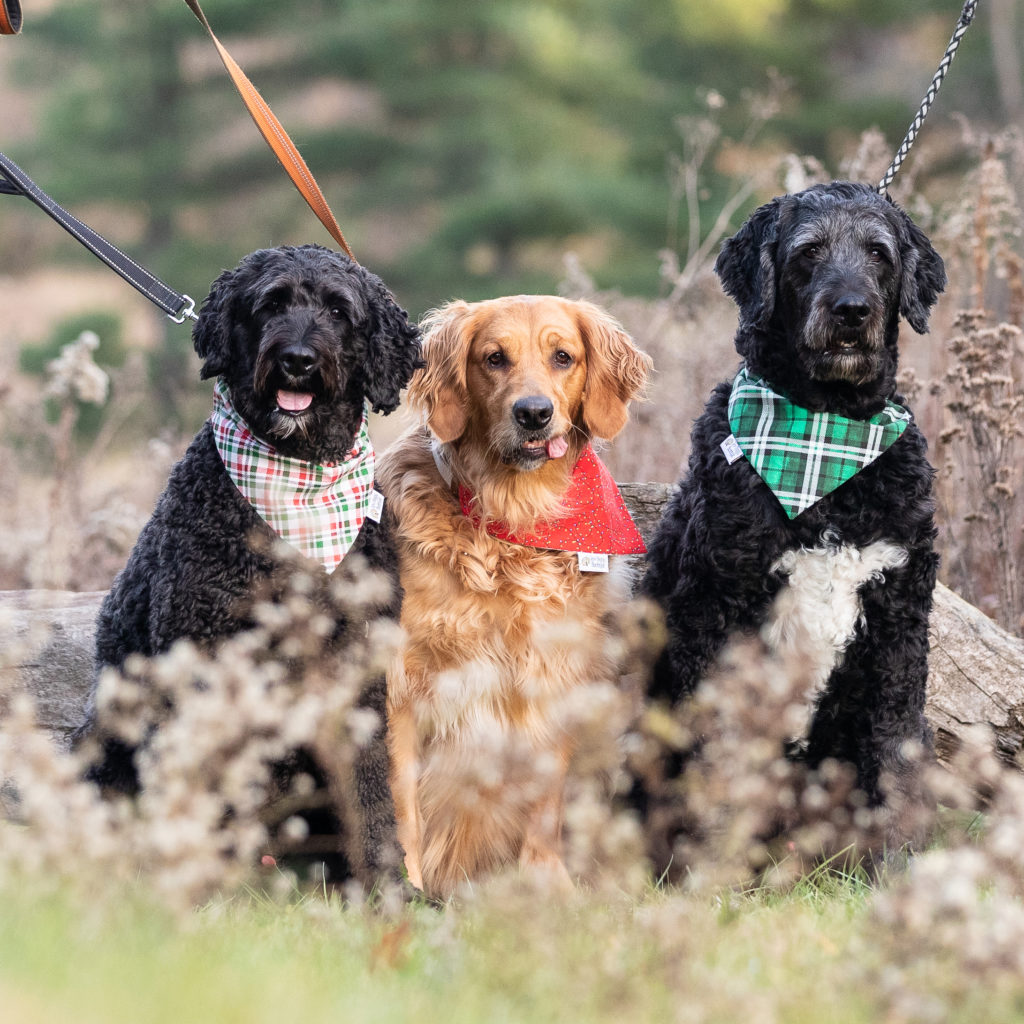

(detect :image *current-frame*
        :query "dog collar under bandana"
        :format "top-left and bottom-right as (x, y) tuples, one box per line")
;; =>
(210, 379), (377, 572)
(725, 367), (911, 519)
(457, 443), (647, 557)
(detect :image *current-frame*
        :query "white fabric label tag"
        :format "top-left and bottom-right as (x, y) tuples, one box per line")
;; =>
(366, 489), (385, 523)
(720, 434), (744, 464)
(577, 552), (610, 573)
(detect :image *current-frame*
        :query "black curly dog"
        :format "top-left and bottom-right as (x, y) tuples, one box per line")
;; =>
(642, 182), (947, 855)
(76, 243), (421, 883)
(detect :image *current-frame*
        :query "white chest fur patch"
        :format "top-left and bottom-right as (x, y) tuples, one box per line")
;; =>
(763, 539), (908, 744)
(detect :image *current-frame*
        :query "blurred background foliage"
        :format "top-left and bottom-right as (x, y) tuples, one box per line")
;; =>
(0, 0), (1018, 426)
(1, 0), (1023, 613)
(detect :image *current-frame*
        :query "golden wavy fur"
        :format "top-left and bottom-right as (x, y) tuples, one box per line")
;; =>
(376, 295), (652, 897)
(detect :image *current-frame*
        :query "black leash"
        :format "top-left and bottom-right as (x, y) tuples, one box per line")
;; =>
(0, 152), (197, 323)
(878, 0), (979, 194)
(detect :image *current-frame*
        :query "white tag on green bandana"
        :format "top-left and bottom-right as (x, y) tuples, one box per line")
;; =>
(720, 434), (744, 464)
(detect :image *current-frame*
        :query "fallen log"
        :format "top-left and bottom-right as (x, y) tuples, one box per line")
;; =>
(0, 589), (105, 751)
(1, 483), (1022, 769)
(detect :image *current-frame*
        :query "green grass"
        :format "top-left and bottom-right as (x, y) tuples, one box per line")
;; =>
(0, 815), (1015, 1023)
(1, 866), (1011, 1024)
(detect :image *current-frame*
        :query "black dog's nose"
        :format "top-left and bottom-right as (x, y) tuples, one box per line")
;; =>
(513, 395), (554, 431)
(280, 345), (317, 378)
(832, 295), (870, 328)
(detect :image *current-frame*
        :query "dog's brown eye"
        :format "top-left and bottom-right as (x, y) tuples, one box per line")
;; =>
(802, 244), (821, 261)
(868, 246), (886, 263)
(485, 351), (506, 369)
(329, 306), (344, 321)
(553, 350), (573, 368)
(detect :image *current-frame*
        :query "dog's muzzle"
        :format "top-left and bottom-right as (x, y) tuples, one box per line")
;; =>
(255, 312), (341, 417)
(802, 287), (885, 384)
(274, 341), (320, 413)
(500, 394), (570, 468)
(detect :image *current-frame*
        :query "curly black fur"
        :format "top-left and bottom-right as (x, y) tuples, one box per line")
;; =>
(75, 244), (422, 884)
(640, 182), (947, 855)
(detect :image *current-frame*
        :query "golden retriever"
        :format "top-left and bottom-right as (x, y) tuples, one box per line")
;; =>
(376, 295), (652, 897)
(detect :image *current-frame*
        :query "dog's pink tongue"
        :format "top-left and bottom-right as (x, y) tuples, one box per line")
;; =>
(546, 436), (569, 459)
(277, 390), (313, 412)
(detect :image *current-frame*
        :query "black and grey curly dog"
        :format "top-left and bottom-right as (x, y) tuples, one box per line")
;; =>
(76, 243), (421, 883)
(642, 181), (947, 855)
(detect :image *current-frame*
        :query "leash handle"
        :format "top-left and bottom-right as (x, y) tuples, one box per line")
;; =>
(0, 152), (197, 322)
(182, 0), (357, 263)
(0, 0), (21, 35)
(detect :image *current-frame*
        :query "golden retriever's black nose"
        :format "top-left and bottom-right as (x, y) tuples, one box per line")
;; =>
(513, 395), (554, 431)
(832, 294), (869, 328)
(280, 345), (317, 378)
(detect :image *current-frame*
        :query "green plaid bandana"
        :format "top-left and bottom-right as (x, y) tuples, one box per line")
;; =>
(210, 379), (378, 572)
(724, 367), (911, 519)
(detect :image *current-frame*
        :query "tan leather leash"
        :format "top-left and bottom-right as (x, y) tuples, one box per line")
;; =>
(182, 0), (356, 263)
(0, 0), (22, 35)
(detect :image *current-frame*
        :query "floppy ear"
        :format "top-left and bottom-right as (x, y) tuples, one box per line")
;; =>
(192, 266), (237, 380)
(359, 268), (424, 415)
(576, 300), (652, 440)
(895, 211), (947, 335)
(714, 197), (784, 331)
(407, 301), (475, 443)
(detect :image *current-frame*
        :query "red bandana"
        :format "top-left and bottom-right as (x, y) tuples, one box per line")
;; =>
(458, 444), (646, 555)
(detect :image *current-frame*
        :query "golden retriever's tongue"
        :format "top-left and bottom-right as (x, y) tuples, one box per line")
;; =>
(277, 390), (313, 412)
(546, 436), (569, 459)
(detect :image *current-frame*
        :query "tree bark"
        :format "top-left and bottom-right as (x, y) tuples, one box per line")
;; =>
(2, 483), (1023, 769)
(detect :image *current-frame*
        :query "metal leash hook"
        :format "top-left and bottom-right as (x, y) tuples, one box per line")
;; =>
(167, 296), (199, 324)
(878, 0), (980, 195)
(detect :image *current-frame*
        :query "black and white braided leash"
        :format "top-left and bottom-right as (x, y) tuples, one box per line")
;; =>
(878, 0), (980, 195)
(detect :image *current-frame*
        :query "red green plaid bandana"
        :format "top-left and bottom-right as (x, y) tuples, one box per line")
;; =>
(725, 368), (911, 519)
(210, 379), (376, 572)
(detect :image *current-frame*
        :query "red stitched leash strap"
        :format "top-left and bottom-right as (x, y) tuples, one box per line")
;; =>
(182, 0), (356, 262)
(458, 444), (647, 555)
(0, 0), (21, 34)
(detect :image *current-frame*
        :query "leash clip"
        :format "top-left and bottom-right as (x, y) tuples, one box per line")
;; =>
(168, 295), (198, 324)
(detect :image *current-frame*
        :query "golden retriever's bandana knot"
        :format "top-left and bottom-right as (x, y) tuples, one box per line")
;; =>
(210, 379), (377, 572)
(725, 367), (911, 519)
(458, 444), (646, 556)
